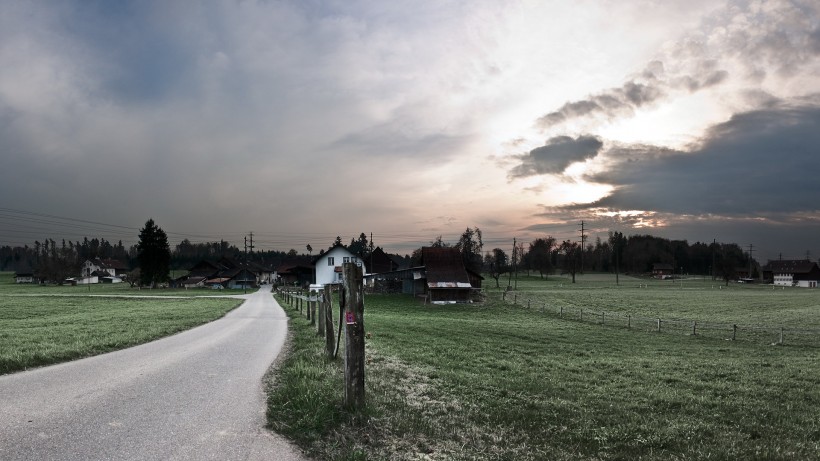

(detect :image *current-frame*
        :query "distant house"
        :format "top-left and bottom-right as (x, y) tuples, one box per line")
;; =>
(181, 276), (206, 288)
(81, 258), (128, 282)
(652, 263), (674, 278)
(762, 260), (820, 287)
(188, 260), (223, 278)
(275, 262), (314, 287)
(14, 270), (35, 284)
(366, 247), (400, 274)
(312, 244), (366, 286)
(420, 247), (481, 303)
(183, 256), (265, 289)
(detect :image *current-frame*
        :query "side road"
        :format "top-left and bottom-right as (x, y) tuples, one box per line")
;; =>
(0, 286), (309, 461)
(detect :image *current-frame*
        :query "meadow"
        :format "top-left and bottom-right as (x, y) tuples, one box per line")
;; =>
(267, 274), (820, 460)
(0, 272), (242, 374)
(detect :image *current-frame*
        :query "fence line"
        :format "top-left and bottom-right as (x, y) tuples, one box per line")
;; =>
(494, 291), (820, 347)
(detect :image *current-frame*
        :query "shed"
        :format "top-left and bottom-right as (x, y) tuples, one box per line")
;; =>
(421, 247), (479, 303)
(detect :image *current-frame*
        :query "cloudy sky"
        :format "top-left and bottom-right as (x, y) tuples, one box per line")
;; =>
(1, 0), (819, 262)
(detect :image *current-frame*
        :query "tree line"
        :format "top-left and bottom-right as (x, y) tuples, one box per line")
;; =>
(3, 222), (756, 288)
(1, 238), (131, 280)
(483, 232), (754, 286)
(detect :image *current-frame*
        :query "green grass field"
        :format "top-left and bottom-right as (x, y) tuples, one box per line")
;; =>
(268, 282), (820, 460)
(488, 273), (820, 346)
(0, 272), (242, 374)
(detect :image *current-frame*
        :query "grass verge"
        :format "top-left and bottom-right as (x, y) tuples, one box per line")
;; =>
(267, 292), (820, 460)
(0, 295), (242, 374)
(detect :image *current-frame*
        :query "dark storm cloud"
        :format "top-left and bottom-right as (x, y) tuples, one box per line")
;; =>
(507, 135), (603, 178)
(583, 97), (820, 216)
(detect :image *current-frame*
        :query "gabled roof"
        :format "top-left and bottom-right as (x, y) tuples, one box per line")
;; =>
(86, 258), (127, 270)
(762, 260), (819, 274)
(311, 243), (356, 266)
(367, 247), (400, 273)
(101, 258), (128, 270)
(421, 247), (472, 288)
(183, 276), (207, 285)
(276, 262), (313, 274)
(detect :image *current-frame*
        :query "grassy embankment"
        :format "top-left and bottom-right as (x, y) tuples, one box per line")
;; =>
(267, 274), (820, 460)
(0, 272), (243, 374)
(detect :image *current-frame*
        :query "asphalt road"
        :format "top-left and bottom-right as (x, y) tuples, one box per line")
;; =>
(0, 286), (309, 461)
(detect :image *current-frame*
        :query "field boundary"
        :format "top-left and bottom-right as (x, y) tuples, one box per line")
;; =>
(494, 291), (820, 347)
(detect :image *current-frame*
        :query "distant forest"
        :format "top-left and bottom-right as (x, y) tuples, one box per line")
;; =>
(513, 234), (755, 278)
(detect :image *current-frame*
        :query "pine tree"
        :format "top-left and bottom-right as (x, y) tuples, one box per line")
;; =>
(137, 219), (170, 288)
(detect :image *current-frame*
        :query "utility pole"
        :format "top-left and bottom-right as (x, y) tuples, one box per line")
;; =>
(579, 221), (586, 274)
(508, 238), (516, 290)
(369, 232), (374, 273)
(748, 244), (754, 280)
(243, 236), (248, 294)
(712, 239), (717, 281)
(513, 237), (518, 290)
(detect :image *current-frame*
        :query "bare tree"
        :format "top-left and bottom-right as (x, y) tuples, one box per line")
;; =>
(559, 240), (581, 283)
(484, 248), (508, 288)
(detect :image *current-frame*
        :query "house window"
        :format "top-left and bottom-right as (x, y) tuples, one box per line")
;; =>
(344, 257), (350, 263)
(328, 257), (335, 266)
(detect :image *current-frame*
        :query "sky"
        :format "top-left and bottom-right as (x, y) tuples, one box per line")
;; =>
(1, 0), (819, 262)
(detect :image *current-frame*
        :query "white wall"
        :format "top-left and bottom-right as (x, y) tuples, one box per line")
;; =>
(314, 246), (366, 286)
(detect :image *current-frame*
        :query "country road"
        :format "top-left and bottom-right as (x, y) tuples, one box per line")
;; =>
(0, 286), (309, 461)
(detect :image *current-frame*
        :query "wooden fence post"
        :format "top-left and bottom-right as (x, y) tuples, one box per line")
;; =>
(323, 285), (335, 357)
(627, 314), (631, 329)
(732, 324), (737, 341)
(309, 291), (316, 326)
(342, 263), (365, 409)
(317, 288), (325, 335)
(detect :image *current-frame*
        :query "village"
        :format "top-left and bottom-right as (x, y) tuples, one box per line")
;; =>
(11, 238), (820, 299)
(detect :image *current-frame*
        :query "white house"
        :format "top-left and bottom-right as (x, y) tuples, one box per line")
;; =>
(14, 271), (35, 284)
(313, 244), (367, 286)
(81, 258), (127, 283)
(763, 260), (820, 287)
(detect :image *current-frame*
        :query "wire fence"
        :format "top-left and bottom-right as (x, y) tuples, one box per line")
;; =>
(492, 291), (820, 347)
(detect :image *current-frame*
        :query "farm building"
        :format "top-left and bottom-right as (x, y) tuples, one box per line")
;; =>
(363, 247), (482, 302)
(652, 263), (674, 278)
(367, 247), (400, 274)
(81, 258), (128, 279)
(420, 247), (482, 303)
(275, 262), (314, 287)
(14, 270), (35, 284)
(180, 256), (271, 289)
(762, 260), (820, 287)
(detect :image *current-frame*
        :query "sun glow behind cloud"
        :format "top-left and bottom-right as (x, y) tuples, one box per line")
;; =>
(1, 0), (819, 262)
